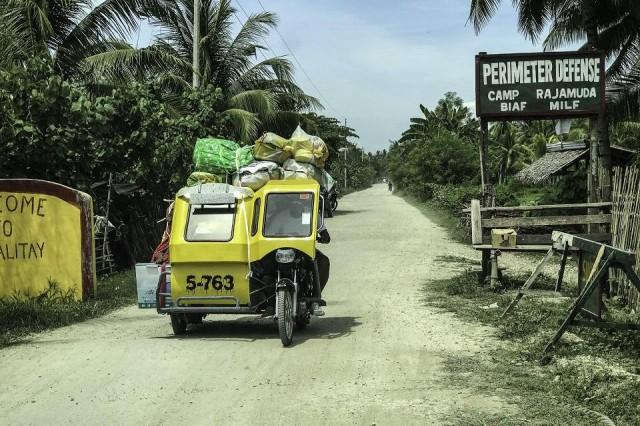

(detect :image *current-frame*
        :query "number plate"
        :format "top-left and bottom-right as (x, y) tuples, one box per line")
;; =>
(185, 274), (235, 292)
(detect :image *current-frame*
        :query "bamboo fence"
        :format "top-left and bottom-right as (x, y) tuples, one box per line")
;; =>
(610, 166), (640, 310)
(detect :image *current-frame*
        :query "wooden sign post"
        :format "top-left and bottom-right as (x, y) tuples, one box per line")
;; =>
(475, 50), (606, 205)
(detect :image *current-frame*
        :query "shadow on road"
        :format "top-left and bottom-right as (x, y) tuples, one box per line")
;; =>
(330, 209), (366, 217)
(157, 315), (362, 345)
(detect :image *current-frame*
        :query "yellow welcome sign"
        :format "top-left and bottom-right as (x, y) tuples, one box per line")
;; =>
(0, 179), (96, 300)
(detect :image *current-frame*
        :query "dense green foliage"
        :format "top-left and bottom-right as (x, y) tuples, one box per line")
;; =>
(1, 57), (231, 189)
(0, 2), (374, 264)
(0, 56), (235, 260)
(387, 93), (479, 192)
(386, 90), (639, 220)
(1, 0), (320, 143)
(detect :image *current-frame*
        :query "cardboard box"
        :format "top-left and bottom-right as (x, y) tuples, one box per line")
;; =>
(491, 229), (517, 248)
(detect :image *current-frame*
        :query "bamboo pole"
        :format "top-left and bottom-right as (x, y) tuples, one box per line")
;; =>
(611, 166), (640, 310)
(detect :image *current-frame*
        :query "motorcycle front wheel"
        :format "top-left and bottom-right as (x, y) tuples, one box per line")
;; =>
(277, 288), (294, 346)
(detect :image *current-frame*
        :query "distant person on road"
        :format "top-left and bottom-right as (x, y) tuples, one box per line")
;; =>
(388, 181), (392, 192)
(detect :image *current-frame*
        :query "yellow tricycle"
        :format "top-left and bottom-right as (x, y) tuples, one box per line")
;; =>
(156, 179), (330, 346)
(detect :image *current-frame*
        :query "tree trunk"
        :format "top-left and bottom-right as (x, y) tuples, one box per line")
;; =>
(582, 0), (612, 203)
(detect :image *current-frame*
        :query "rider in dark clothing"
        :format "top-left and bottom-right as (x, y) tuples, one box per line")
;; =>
(316, 222), (330, 291)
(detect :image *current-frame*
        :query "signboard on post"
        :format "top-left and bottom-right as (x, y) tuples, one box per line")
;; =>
(475, 51), (605, 119)
(0, 179), (96, 300)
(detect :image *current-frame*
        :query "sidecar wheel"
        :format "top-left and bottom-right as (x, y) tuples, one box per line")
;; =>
(170, 314), (187, 335)
(277, 289), (294, 346)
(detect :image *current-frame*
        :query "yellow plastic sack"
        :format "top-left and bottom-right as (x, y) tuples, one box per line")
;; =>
(186, 172), (224, 187)
(253, 133), (293, 164)
(290, 125), (328, 167)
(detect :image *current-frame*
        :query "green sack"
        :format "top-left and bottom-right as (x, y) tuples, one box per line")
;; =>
(187, 172), (224, 187)
(235, 145), (254, 169)
(193, 138), (254, 174)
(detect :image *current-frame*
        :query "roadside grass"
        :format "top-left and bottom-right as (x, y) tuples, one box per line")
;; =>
(400, 192), (469, 242)
(424, 261), (640, 425)
(0, 270), (136, 347)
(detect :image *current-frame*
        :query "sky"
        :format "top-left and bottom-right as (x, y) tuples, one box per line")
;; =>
(133, 0), (551, 152)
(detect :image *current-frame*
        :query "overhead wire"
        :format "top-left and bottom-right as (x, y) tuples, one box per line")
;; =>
(235, 0), (347, 121)
(232, 0), (280, 62)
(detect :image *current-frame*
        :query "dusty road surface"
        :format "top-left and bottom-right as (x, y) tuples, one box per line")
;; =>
(0, 184), (509, 425)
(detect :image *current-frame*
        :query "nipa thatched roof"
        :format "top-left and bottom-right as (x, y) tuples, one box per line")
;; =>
(516, 148), (588, 184)
(516, 140), (638, 184)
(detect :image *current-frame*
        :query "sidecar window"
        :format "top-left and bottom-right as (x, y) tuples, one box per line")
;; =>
(263, 193), (314, 238)
(185, 204), (235, 241)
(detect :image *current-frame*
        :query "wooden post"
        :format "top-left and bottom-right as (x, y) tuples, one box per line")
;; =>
(544, 251), (613, 353)
(481, 250), (490, 285)
(501, 247), (555, 317)
(555, 241), (569, 292)
(102, 173), (113, 264)
(470, 199), (482, 245)
(599, 114), (612, 203)
(479, 119), (491, 206)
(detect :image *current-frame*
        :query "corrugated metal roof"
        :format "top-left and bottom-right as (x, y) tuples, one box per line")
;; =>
(546, 141), (588, 152)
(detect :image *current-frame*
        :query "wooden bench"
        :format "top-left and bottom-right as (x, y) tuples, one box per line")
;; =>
(465, 199), (613, 283)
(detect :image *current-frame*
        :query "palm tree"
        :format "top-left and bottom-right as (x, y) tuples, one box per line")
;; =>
(400, 93), (478, 143)
(1, 0), (179, 78)
(490, 122), (534, 184)
(111, 0), (321, 142)
(3, 1), (319, 142)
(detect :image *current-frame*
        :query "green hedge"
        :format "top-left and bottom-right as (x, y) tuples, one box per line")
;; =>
(0, 57), (233, 263)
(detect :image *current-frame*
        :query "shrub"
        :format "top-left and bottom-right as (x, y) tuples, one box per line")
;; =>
(0, 57), (233, 262)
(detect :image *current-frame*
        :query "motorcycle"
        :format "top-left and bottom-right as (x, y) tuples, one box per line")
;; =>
(154, 180), (330, 347)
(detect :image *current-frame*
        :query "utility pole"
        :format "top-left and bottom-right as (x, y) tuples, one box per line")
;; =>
(343, 118), (349, 189)
(338, 147), (348, 190)
(192, 0), (201, 88)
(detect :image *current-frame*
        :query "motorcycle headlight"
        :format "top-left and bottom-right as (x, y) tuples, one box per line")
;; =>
(276, 249), (296, 264)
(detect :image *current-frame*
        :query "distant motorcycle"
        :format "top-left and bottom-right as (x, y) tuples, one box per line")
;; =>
(324, 187), (338, 217)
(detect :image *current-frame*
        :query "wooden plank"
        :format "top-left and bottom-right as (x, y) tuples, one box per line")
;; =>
(472, 244), (562, 252)
(481, 249), (490, 285)
(544, 253), (615, 354)
(502, 247), (556, 317)
(555, 241), (569, 292)
(586, 246), (606, 284)
(462, 202), (611, 213)
(471, 199), (483, 245)
(482, 214), (611, 228)
(552, 231), (636, 265)
(481, 233), (611, 245)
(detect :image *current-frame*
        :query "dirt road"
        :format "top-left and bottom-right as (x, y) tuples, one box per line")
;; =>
(0, 184), (509, 425)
